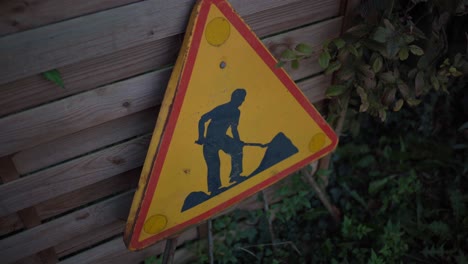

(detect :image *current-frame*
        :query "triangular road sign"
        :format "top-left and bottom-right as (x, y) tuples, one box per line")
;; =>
(125, 0), (338, 250)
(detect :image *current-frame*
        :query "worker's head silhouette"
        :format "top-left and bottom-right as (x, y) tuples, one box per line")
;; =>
(230, 88), (246, 107)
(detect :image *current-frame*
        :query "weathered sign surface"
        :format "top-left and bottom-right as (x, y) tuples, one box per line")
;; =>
(125, 0), (338, 250)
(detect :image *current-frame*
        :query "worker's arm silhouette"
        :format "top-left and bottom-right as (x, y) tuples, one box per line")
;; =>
(195, 109), (214, 145)
(231, 123), (241, 142)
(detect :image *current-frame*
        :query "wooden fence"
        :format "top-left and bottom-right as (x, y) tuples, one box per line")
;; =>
(0, 0), (355, 263)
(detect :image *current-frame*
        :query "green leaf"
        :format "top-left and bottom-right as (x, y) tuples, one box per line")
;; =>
(369, 177), (392, 195)
(319, 51), (331, 69)
(397, 82), (410, 98)
(406, 98), (421, 106)
(280, 49), (296, 60)
(275, 61), (285, 68)
(409, 45), (424, 56)
(325, 61), (342, 75)
(380, 72), (395, 83)
(368, 250), (385, 264)
(357, 154), (375, 168)
(450, 190), (466, 220)
(399, 47), (409, 60)
(333, 38), (346, 49)
(295, 43), (313, 55)
(291, 59), (299, 69)
(372, 56), (383, 73)
(459, 122), (468, 131)
(383, 19), (395, 31)
(378, 108), (387, 122)
(431, 75), (440, 90)
(372, 27), (391, 43)
(393, 99), (404, 111)
(346, 24), (370, 38)
(42, 69), (65, 89)
(325, 84), (347, 97)
(403, 34), (415, 43)
(348, 45), (359, 57)
(382, 87), (396, 106)
(428, 221), (450, 239)
(386, 39), (400, 57)
(356, 85), (369, 112)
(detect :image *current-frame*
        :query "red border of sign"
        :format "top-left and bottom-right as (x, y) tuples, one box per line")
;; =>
(130, 0), (338, 249)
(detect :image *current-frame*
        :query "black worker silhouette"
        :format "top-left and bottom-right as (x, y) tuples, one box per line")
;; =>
(182, 89), (299, 212)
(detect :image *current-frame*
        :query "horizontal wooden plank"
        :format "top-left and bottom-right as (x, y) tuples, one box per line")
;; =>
(0, 168), (139, 238)
(59, 228), (198, 264)
(0, 70), (168, 157)
(0, 0), (340, 118)
(0, 192), (134, 264)
(0, 18), (341, 158)
(0, 135), (150, 218)
(245, 0), (340, 37)
(0, 0), (142, 37)
(36, 169), (140, 220)
(0, 213), (22, 237)
(54, 221), (125, 259)
(300, 74), (332, 103)
(12, 108), (158, 174)
(15, 255), (43, 264)
(0, 0), (339, 85)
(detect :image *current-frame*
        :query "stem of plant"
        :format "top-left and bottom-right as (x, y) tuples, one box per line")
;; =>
(262, 190), (276, 251)
(161, 236), (178, 264)
(302, 167), (340, 223)
(307, 94), (349, 223)
(318, 95), (350, 188)
(208, 219), (214, 264)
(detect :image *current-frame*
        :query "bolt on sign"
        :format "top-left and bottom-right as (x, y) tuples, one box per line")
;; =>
(124, 0), (338, 250)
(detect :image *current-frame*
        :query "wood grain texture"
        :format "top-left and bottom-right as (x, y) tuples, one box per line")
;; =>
(245, 0), (340, 37)
(0, 0), (340, 117)
(0, 192), (134, 264)
(13, 108), (158, 175)
(0, 70), (168, 157)
(35, 169), (140, 220)
(15, 255), (43, 264)
(341, 0), (361, 32)
(0, 18), (341, 158)
(0, 0), (340, 85)
(0, 213), (22, 237)
(0, 169), (139, 237)
(0, 0), (143, 37)
(0, 157), (59, 263)
(299, 75), (333, 103)
(59, 229), (198, 264)
(0, 135), (150, 218)
(54, 221), (126, 259)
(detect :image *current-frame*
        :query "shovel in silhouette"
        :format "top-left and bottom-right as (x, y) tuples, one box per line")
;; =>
(181, 132), (298, 212)
(246, 132), (298, 177)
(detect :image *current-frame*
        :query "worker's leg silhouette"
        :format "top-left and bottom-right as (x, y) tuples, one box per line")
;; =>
(202, 142), (221, 194)
(202, 136), (244, 194)
(221, 137), (244, 183)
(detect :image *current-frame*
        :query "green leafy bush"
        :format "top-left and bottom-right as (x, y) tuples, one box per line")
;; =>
(183, 0), (467, 263)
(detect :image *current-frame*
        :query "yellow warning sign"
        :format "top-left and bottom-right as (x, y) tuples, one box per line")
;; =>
(125, 0), (338, 250)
